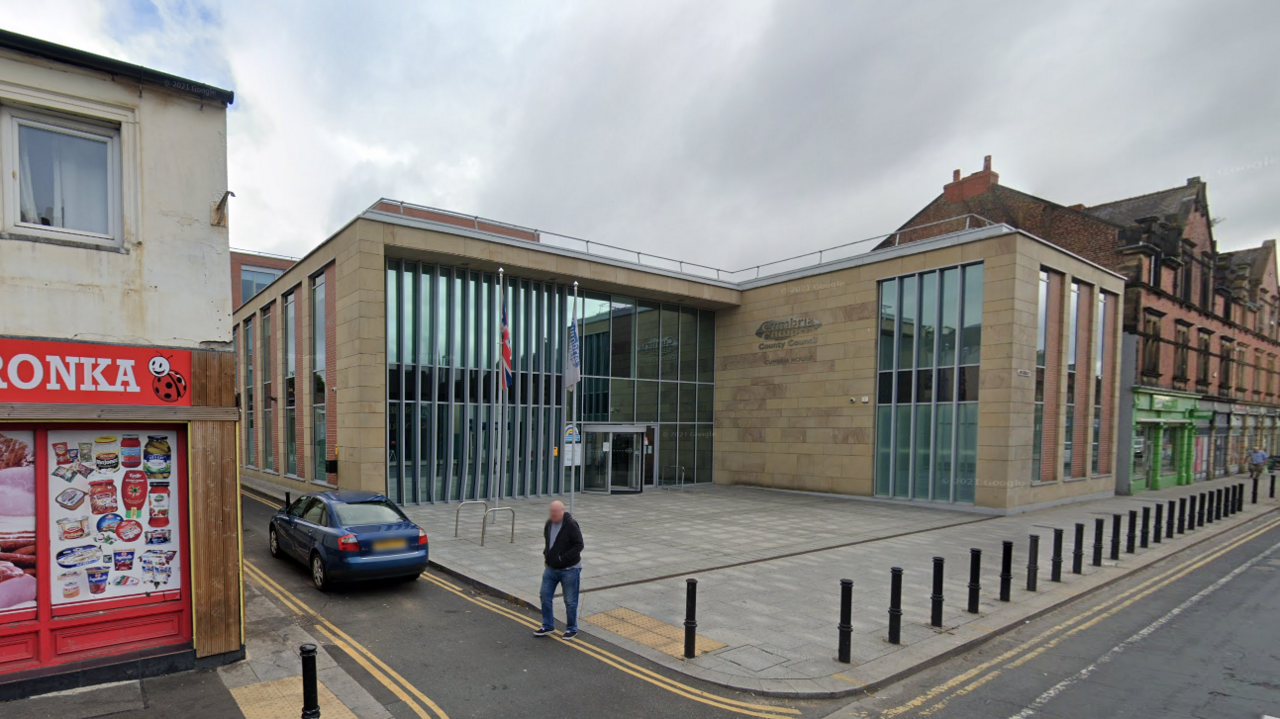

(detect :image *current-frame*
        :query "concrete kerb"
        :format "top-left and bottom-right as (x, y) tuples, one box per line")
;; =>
(662, 501), (1280, 700)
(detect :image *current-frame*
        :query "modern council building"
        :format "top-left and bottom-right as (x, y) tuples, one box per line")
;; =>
(234, 199), (1124, 514)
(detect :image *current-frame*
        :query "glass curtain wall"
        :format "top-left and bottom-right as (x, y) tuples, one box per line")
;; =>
(386, 261), (715, 504)
(261, 307), (274, 472)
(244, 317), (255, 467)
(283, 293), (298, 477)
(874, 263), (983, 503)
(312, 274), (327, 483)
(575, 291), (715, 489)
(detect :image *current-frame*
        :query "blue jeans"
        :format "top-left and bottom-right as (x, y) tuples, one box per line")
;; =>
(540, 566), (581, 632)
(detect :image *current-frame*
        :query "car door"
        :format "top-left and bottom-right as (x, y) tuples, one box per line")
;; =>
(295, 498), (329, 559)
(278, 496), (312, 559)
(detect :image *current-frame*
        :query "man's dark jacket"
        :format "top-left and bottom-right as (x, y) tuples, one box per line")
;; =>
(543, 512), (585, 569)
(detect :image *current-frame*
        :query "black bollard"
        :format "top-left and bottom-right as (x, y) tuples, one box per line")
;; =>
(1178, 496), (1187, 533)
(301, 644), (320, 719)
(1214, 488), (1223, 521)
(967, 548), (982, 614)
(1073, 522), (1085, 575)
(1239, 483), (1246, 512)
(1153, 503), (1163, 545)
(1226, 486), (1234, 516)
(1166, 500), (1176, 539)
(1253, 477), (1260, 505)
(1110, 514), (1122, 561)
(1198, 492), (1207, 526)
(1000, 541), (1013, 602)
(837, 579), (853, 664)
(1271, 472), (1276, 500)
(888, 567), (904, 644)
(1051, 528), (1064, 582)
(1093, 518), (1105, 567)
(1140, 506), (1150, 549)
(1189, 494), (1198, 529)
(1126, 510), (1137, 554)
(684, 578), (698, 659)
(1027, 534), (1040, 592)
(931, 557), (945, 628)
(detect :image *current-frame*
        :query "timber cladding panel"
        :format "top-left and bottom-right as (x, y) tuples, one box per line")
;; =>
(188, 349), (243, 658)
(189, 418), (242, 657)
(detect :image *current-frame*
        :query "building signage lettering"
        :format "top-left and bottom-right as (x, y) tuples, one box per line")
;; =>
(755, 317), (822, 350)
(0, 339), (192, 407)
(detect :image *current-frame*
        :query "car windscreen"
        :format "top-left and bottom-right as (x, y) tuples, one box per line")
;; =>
(333, 500), (408, 526)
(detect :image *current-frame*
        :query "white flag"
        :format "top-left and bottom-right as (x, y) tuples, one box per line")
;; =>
(565, 294), (582, 389)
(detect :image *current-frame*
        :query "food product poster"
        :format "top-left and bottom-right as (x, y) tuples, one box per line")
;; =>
(0, 431), (36, 613)
(47, 430), (181, 606)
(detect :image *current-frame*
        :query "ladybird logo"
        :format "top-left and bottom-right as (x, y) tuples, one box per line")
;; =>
(148, 354), (188, 403)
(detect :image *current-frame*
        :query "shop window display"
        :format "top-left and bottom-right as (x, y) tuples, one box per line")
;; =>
(0, 431), (36, 614)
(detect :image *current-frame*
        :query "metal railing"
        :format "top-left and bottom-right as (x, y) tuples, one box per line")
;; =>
(369, 199), (997, 287)
(661, 465), (686, 491)
(455, 500), (489, 537)
(482, 507), (516, 546)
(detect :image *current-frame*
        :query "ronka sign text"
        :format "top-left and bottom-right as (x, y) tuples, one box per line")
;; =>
(0, 338), (192, 407)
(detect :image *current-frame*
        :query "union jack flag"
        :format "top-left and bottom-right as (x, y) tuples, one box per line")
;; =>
(500, 299), (513, 389)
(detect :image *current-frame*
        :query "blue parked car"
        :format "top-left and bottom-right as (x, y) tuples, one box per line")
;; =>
(268, 491), (429, 591)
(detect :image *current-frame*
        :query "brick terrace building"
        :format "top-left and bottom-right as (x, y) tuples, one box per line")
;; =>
(884, 157), (1280, 493)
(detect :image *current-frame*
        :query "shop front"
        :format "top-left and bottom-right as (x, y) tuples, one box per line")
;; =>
(0, 338), (241, 697)
(1130, 389), (1199, 491)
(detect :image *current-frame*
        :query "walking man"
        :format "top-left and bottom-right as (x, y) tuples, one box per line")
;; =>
(535, 500), (584, 639)
(1248, 446), (1269, 480)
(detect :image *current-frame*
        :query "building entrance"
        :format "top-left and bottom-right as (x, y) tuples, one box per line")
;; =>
(581, 425), (655, 493)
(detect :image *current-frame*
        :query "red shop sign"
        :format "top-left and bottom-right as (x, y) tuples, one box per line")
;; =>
(0, 339), (192, 407)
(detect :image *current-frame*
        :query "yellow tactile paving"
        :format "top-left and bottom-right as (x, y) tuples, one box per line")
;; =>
(586, 607), (727, 659)
(230, 675), (357, 719)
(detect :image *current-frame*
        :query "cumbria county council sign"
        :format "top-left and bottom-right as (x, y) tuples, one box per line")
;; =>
(755, 317), (822, 350)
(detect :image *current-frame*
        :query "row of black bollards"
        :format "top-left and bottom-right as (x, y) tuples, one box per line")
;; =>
(827, 479), (1264, 661)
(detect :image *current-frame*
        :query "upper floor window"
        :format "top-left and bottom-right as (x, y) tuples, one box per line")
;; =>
(3, 106), (121, 247)
(1141, 314), (1162, 376)
(242, 266), (283, 304)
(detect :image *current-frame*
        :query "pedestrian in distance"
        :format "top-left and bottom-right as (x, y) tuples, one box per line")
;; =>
(1248, 446), (1269, 480)
(534, 500), (584, 639)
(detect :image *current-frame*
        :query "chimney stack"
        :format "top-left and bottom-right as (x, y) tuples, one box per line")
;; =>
(943, 155), (1000, 203)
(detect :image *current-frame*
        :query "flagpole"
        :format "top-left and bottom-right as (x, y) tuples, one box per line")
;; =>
(492, 268), (504, 504)
(571, 281), (579, 514)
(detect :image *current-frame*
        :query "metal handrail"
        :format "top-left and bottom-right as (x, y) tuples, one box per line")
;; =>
(455, 500), (489, 537)
(368, 199), (997, 286)
(662, 465), (686, 491)
(481, 507), (516, 546)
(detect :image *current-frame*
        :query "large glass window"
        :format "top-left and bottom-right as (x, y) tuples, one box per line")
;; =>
(262, 307), (274, 472)
(1064, 282), (1080, 478)
(1032, 271), (1048, 481)
(312, 273), (327, 482)
(874, 262), (983, 503)
(244, 317), (255, 467)
(385, 260), (713, 502)
(284, 293), (297, 477)
(242, 266), (283, 306)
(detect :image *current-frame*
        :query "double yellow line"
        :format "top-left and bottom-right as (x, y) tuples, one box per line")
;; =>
(415, 571), (801, 719)
(878, 513), (1280, 717)
(243, 561), (451, 719)
(240, 491), (797, 719)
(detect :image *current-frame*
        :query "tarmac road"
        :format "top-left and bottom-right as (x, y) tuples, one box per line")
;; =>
(241, 491), (822, 719)
(826, 512), (1280, 719)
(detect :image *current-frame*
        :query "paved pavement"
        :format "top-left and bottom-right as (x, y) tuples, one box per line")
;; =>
(827, 505), (1280, 718)
(323, 476), (1276, 697)
(0, 570), (391, 719)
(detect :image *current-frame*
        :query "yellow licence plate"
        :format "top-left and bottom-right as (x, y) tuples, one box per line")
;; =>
(373, 539), (407, 551)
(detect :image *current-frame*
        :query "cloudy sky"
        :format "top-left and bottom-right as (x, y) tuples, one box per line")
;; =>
(2, 1), (1277, 270)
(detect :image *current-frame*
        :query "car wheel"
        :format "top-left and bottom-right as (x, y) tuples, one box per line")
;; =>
(268, 528), (282, 559)
(311, 553), (329, 592)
